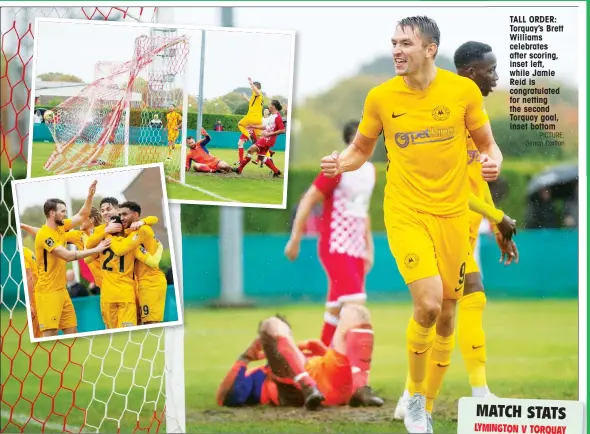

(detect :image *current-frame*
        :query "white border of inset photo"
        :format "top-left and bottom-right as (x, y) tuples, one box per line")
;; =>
(12, 162), (183, 343)
(27, 17), (296, 210)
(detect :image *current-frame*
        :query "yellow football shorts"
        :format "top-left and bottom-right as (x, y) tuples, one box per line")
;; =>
(238, 114), (262, 139)
(384, 206), (471, 300)
(35, 289), (77, 332)
(138, 277), (167, 323)
(100, 302), (138, 329)
(168, 129), (179, 144)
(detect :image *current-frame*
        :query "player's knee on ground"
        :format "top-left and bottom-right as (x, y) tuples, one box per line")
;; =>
(463, 272), (484, 296)
(436, 299), (457, 337)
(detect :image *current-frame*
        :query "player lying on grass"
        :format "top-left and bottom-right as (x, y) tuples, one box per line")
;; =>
(236, 77), (264, 163)
(236, 99), (284, 177)
(286, 120), (376, 349)
(186, 131), (235, 174)
(216, 304), (383, 411)
(394, 40), (520, 421)
(32, 181), (111, 337)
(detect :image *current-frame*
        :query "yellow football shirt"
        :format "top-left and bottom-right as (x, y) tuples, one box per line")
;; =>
(247, 93), (263, 119)
(99, 238), (136, 304)
(166, 112), (181, 130)
(34, 219), (73, 293)
(358, 68), (489, 216)
(133, 225), (166, 285)
(65, 230), (85, 250)
(23, 246), (38, 286)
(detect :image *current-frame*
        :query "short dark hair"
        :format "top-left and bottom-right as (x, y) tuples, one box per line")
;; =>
(186, 136), (194, 141)
(343, 120), (359, 145)
(100, 197), (118, 208)
(398, 16), (441, 55)
(43, 198), (66, 217)
(253, 81), (261, 89)
(454, 41), (493, 69)
(275, 314), (290, 328)
(270, 100), (282, 111)
(110, 215), (122, 224)
(119, 201), (141, 216)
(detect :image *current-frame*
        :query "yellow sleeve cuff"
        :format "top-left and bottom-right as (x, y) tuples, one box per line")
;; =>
(468, 194), (504, 224)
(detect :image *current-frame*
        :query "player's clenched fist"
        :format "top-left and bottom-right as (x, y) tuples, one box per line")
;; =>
(320, 151), (340, 178)
(480, 153), (500, 181)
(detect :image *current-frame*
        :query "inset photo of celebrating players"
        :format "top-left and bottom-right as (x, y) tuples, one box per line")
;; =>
(12, 163), (182, 342)
(29, 18), (294, 208)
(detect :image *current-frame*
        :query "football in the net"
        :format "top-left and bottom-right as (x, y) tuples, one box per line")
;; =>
(43, 110), (55, 122)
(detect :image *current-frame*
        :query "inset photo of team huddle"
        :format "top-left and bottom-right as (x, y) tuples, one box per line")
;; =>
(12, 164), (182, 342)
(30, 19), (295, 208)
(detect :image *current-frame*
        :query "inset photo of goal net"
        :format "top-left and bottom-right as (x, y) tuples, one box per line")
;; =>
(12, 163), (182, 342)
(28, 18), (295, 208)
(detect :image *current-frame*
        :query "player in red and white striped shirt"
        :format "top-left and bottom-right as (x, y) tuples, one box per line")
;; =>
(284, 120), (382, 407)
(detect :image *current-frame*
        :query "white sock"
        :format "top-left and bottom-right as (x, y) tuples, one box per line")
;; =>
(472, 386), (491, 397)
(402, 389), (410, 399)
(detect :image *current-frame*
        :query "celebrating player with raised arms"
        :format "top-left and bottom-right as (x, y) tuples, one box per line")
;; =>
(236, 77), (264, 163)
(320, 16), (503, 433)
(216, 304), (379, 410)
(33, 181), (111, 337)
(236, 100), (284, 177)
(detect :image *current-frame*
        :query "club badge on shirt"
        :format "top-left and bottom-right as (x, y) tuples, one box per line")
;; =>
(45, 238), (55, 247)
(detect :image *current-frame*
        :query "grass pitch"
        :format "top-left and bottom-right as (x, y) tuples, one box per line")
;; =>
(1, 300), (578, 433)
(30, 142), (286, 206)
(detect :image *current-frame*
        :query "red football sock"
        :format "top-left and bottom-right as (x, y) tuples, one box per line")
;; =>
(321, 312), (339, 347)
(276, 336), (316, 388)
(345, 324), (374, 390)
(237, 155), (251, 174)
(265, 158), (280, 174)
(238, 147), (244, 162)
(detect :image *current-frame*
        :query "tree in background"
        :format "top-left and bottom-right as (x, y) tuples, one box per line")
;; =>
(37, 72), (84, 82)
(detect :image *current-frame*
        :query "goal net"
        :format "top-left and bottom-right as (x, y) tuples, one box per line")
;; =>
(1, 7), (186, 433)
(42, 31), (189, 183)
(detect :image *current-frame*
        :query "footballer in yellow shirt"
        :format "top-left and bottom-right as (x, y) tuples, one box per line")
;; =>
(320, 17), (503, 431)
(33, 181), (111, 337)
(98, 215), (162, 329)
(166, 104), (182, 159)
(119, 201), (167, 324)
(23, 246), (41, 338)
(236, 77), (264, 162)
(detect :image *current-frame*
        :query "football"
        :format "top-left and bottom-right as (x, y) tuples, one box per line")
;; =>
(43, 110), (55, 122)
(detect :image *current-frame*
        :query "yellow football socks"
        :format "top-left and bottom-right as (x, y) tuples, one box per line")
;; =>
(425, 334), (455, 413)
(406, 316), (435, 396)
(458, 291), (488, 389)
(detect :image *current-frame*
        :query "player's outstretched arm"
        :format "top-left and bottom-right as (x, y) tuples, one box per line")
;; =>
(134, 242), (163, 268)
(129, 216), (159, 231)
(50, 239), (111, 262)
(70, 180), (97, 227)
(20, 223), (40, 236)
(285, 186), (325, 261)
(468, 193), (504, 224)
(248, 77), (261, 96)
